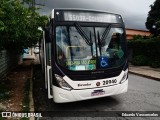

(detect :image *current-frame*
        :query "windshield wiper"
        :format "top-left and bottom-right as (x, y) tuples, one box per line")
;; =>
(74, 22), (93, 57)
(97, 31), (102, 55)
(97, 25), (111, 56)
(100, 24), (111, 45)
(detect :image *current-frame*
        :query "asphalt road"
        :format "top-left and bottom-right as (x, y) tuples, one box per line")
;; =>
(32, 65), (160, 120)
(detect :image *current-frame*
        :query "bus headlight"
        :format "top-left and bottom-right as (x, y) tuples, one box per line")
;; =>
(119, 70), (128, 84)
(55, 74), (72, 91)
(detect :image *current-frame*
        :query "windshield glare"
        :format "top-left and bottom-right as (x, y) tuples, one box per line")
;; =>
(56, 26), (126, 71)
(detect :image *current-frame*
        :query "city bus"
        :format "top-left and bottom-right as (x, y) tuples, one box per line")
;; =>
(39, 8), (128, 103)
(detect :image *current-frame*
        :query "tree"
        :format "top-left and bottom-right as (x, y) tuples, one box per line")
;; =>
(145, 0), (160, 36)
(0, 0), (48, 52)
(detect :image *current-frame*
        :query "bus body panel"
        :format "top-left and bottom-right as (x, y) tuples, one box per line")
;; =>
(62, 70), (126, 89)
(52, 79), (128, 103)
(52, 70), (128, 103)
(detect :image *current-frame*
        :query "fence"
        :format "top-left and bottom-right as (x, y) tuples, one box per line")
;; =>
(0, 50), (19, 80)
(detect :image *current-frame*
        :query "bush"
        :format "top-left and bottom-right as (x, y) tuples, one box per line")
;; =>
(128, 37), (160, 68)
(149, 60), (160, 68)
(132, 55), (149, 66)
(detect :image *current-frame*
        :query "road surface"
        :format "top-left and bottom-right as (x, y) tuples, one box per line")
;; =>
(32, 65), (160, 120)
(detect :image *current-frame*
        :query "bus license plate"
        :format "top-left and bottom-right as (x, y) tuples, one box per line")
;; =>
(91, 89), (105, 96)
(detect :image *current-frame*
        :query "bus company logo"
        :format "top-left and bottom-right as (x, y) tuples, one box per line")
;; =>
(96, 82), (100, 86)
(78, 83), (91, 87)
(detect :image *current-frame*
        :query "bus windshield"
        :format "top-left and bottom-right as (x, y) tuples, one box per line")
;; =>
(56, 25), (126, 71)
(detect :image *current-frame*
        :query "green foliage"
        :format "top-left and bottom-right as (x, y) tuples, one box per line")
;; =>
(145, 0), (160, 36)
(150, 62), (160, 68)
(133, 35), (143, 40)
(22, 78), (30, 112)
(128, 37), (160, 67)
(0, 0), (48, 52)
(132, 35), (149, 40)
(132, 55), (149, 66)
(0, 79), (10, 102)
(0, 116), (4, 120)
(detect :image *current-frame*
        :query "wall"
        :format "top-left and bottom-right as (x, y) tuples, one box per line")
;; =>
(126, 29), (151, 40)
(0, 50), (19, 80)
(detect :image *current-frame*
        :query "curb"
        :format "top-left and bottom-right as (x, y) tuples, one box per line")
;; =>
(129, 71), (160, 82)
(29, 66), (35, 120)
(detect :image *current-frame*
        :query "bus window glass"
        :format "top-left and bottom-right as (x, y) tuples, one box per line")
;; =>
(56, 26), (126, 71)
(56, 26), (96, 71)
(95, 28), (125, 68)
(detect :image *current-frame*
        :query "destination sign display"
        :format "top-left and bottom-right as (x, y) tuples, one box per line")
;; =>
(55, 10), (122, 23)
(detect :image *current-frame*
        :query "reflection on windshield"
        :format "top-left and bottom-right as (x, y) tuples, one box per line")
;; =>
(56, 26), (96, 71)
(96, 28), (125, 68)
(56, 26), (126, 71)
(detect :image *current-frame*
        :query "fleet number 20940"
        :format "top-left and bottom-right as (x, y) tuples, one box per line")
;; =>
(103, 79), (117, 85)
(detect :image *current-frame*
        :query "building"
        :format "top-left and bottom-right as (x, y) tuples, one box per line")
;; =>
(126, 28), (151, 40)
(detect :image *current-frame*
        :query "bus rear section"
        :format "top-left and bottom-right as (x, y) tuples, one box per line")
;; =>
(40, 9), (128, 103)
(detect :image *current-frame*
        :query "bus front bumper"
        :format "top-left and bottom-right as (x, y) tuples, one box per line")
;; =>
(52, 79), (128, 103)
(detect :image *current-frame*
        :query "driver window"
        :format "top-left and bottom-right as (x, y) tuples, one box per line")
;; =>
(56, 26), (68, 65)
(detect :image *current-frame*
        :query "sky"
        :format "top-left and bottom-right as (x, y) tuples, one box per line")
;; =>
(36, 0), (155, 30)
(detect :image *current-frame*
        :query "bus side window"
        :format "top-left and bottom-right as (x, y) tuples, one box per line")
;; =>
(57, 45), (66, 66)
(56, 26), (68, 66)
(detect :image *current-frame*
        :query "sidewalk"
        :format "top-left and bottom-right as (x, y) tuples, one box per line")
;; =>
(0, 60), (33, 113)
(129, 64), (160, 81)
